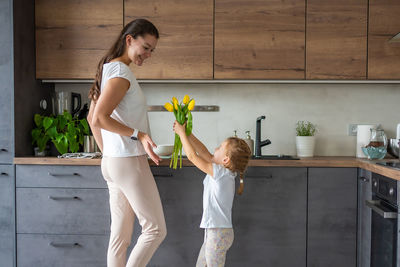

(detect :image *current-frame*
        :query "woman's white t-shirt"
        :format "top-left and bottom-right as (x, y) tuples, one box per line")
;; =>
(100, 61), (150, 157)
(200, 163), (237, 228)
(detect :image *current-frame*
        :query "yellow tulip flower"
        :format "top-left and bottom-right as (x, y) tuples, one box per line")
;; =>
(188, 99), (195, 111)
(164, 102), (174, 112)
(165, 95), (195, 169)
(172, 97), (179, 110)
(183, 95), (190, 105)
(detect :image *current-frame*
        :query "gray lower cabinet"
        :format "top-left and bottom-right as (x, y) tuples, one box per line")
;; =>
(0, 0), (14, 164)
(131, 167), (205, 267)
(357, 168), (372, 267)
(227, 167), (307, 267)
(17, 234), (108, 267)
(16, 165), (109, 267)
(0, 164), (15, 267)
(308, 168), (357, 267)
(14, 164), (361, 266)
(134, 167), (307, 267)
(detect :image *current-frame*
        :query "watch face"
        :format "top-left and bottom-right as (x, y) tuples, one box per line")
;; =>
(130, 136), (138, 141)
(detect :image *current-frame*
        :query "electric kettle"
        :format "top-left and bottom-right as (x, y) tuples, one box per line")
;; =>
(53, 92), (81, 116)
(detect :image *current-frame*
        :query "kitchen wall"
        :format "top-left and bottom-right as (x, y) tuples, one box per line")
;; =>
(56, 83), (400, 156)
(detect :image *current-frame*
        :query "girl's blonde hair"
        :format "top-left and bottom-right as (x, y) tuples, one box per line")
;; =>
(223, 137), (252, 195)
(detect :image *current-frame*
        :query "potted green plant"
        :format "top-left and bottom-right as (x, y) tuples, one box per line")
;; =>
(31, 114), (51, 156)
(295, 120), (317, 157)
(31, 111), (89, 156)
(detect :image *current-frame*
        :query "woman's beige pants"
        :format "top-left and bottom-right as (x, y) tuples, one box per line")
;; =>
(101, 156), (167, 267)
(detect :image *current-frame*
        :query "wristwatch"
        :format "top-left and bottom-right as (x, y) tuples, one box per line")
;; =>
(130, 129), (139, 140)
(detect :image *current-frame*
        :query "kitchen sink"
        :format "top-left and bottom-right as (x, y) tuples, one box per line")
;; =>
(252, 155), (299, 160)
(376, 161), (400, 169)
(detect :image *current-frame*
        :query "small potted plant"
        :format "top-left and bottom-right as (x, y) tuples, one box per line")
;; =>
(31, 111), (89, 156)
(31, 114), (50, 156)
(295, 120), (317, 157)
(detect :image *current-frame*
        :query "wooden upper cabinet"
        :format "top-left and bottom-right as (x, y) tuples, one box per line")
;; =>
(306, 0), (367, 79)
(368, 0), (400, 79)
(214, 0), (305, 79)
(125, 0), (213, 79)
(35, 0), (122, 79)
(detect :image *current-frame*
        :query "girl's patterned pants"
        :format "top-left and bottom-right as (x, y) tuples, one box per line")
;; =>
(196, 228), (234, 267)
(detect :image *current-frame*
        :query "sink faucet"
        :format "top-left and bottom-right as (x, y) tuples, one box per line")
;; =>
(255, 115), (271, 158)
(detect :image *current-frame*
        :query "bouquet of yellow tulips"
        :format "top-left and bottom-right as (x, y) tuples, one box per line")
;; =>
(164, 95), (195, 169)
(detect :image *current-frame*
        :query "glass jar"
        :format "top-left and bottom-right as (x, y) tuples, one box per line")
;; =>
(368, 128), (388, 148)
(362, 128), (388, 159)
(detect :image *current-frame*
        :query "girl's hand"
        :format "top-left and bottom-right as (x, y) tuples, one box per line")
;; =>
(173, 120), (186, 136)
(138, 132), (161, 165)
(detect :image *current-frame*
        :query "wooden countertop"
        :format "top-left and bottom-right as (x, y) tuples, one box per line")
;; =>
(14, 156), (400, 181)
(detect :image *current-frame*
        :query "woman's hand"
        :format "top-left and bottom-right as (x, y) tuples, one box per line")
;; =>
(173, 121), (186, 137)
(138, 132), (161, 165)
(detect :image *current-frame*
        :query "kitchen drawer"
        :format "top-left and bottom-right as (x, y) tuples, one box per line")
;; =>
(17, 234), (108, 267)
(16, 165), (106, 188)
(17, 188), (110, 234)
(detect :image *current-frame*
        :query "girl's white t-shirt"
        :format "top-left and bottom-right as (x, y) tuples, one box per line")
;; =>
(200, 163), (237, 228)
(100, 61), (150, 157)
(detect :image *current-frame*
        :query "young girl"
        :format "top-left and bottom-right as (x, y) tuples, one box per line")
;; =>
(173, 121), (251, 267)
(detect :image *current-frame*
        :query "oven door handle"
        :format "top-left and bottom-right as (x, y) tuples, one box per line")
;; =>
(365, 200), (398, 219)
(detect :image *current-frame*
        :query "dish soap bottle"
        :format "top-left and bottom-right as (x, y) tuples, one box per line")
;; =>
(244, 131), (254, 156)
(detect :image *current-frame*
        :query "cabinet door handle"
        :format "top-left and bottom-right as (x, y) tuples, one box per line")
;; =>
(153, 174), (173, 177)
(49, 242), (81, 248)
(359, 176), (369, 182)
(1, 172), (8, 176)
(48, 196), (81, 201)
(365, 200), (398, 219)
(0, 148), (8, 152)
(48, 172), (80, 177)
(246, 175), (273, 179)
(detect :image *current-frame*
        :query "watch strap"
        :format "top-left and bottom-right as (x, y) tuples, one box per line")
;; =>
(130, 129), (139, 140)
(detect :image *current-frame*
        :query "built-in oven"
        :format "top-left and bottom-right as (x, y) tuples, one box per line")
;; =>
(366, 173), (399, 267)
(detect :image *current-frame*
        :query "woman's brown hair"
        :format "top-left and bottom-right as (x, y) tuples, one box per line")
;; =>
(224, 137), (252, 195)
(89, 19), (159, 102)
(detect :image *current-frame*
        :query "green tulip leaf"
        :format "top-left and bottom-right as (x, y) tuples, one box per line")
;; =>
(186, 111), (193, 136)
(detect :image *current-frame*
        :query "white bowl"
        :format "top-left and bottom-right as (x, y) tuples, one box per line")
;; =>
(153, 144), (174, 157)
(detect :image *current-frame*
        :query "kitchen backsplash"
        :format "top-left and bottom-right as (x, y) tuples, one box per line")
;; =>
(56, 83), (400, 156)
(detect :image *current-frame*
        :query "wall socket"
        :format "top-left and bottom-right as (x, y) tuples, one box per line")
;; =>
(348, 124), (358, 136)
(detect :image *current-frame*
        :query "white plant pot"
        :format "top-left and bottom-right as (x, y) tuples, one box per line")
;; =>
(296, 136), (316, 157)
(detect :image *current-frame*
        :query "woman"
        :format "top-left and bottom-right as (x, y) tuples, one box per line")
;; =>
(87, 19), (166, 267)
